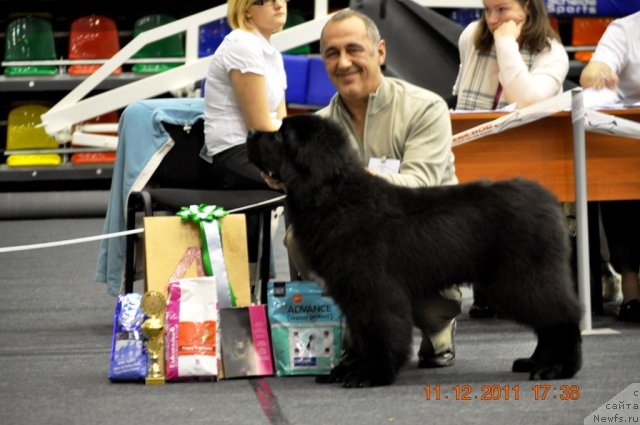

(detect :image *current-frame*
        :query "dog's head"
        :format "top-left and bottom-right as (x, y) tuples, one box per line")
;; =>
(246, 114), (362, 199)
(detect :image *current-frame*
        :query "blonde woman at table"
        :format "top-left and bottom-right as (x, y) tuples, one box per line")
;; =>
(203, 0), (288, 189)
(452, 0), (568, 111)
(580, 11), (640, 323)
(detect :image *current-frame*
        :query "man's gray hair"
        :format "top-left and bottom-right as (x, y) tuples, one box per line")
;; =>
(319, 9), (382, 53)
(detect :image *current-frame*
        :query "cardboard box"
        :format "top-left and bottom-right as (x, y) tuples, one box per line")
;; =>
(219, 306), (274, 379)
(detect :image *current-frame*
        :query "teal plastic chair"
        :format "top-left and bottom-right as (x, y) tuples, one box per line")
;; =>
(132, 14), (185, 74)
(4, 16), (57, 76)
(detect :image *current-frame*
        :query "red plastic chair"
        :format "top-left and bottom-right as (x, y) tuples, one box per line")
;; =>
(71, 111), (119, 164)
(68, 15), (122, 75)
(572, 17), (614, 62)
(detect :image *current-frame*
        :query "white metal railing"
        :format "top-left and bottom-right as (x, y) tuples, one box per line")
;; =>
(39, 1), (331, 142)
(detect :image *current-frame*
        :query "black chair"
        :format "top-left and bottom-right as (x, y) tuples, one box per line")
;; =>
(123, 119), (285, 304)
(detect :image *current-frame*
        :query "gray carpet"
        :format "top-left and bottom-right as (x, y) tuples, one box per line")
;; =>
(0, 217), (638, 425)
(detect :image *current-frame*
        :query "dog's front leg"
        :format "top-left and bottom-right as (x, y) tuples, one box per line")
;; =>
(338, 302), (413, 388)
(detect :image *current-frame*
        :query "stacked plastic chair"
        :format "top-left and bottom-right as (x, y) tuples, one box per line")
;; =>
(131, 14), (184, 74)
(306, 57), (337, 108)
(6, 104), (61, 166)
(71, 111), (119, 164)
(283, 10), (311, 55)
(572, 17), (614, 62)
(198, 17), (231, 57)
(68, 15), (122, 75)
(4, 16), (57, 76)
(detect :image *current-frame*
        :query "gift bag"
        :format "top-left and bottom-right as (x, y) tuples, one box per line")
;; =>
(108, 293), (147, 381)
(267, 281), (343, 376)
(219, 305), (274, 379)
(165, 277), (219, 380)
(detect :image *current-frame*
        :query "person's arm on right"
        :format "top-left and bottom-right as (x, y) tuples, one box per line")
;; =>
(580, 61), (618, 90)
(580, 21), (626, 90)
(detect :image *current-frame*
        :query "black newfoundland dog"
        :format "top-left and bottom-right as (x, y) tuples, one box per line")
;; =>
(247, 114), (582, 387)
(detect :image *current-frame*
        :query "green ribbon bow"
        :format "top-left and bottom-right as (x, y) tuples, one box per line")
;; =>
(177, 204), (228, 223)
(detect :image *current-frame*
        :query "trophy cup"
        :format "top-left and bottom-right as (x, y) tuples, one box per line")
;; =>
(141, 291), (166, 385)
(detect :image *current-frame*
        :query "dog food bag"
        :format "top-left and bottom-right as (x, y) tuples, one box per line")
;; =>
(108, 293), (147, 381)
(267, 281), (343, 376)
(166, 277), (219, 380)
(219, 305), (274, 378)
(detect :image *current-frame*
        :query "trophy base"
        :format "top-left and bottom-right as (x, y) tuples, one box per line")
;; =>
(145, 376), (165, 385)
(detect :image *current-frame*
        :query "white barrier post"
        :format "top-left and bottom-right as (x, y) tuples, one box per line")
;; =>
(571, 88), (592, 332)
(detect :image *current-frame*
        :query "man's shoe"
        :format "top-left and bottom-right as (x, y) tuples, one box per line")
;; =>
(418, 349), (456, 368)
(618, 299), (640, 323)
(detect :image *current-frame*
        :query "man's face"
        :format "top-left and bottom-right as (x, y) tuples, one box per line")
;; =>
(321, 17), (385, 103)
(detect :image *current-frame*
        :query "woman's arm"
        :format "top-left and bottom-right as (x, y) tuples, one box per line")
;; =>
(580, 61), (618, 90)
(495, 23), (568, 108)
(230, 69), (281, 131)
(276, 97), (288, 121)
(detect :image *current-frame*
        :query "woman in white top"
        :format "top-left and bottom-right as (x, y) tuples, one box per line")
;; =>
(203, 0), (288, 189)
(453, 0), (568, 110)
(580, 11), (640, 102)
(580, 11), (640, 323)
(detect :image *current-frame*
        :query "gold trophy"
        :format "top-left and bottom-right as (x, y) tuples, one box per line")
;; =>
(141, 291), (166, 385)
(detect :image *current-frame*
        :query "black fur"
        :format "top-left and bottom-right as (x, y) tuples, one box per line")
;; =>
(247, 114), (583, 387)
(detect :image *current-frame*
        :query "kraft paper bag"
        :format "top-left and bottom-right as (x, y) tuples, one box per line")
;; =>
(143, 215), (251, 306)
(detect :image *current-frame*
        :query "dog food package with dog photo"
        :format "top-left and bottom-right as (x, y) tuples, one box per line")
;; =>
(267, 281), (343, 376)
(219, 306), (274, 379)
(165, 277), (219, 381)
(108, 293), (147, 381)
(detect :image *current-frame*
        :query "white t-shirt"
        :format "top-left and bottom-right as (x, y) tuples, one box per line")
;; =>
(203, 29), (286, 157)
(591, 11), (640, 101)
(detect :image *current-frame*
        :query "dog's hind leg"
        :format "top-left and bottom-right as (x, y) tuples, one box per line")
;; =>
(483, 267), (583, 380)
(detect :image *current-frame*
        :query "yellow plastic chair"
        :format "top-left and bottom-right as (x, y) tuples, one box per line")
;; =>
(4, 16), (57, 76)
(6, 104), (61, 166)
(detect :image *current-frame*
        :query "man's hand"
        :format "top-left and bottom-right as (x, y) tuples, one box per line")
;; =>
(260, 171), (286, 191)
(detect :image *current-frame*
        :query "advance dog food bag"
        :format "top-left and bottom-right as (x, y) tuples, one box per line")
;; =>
(267, 281), (343, 376)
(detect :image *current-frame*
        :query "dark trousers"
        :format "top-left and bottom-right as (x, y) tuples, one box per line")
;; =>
(210, 144), (269, 190)
(601, 200), (640, 274)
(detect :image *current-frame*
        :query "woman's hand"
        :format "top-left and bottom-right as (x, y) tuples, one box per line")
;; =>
(260, 171), (286, 191)
(580, 61), (619, 90)
(493, 20), (524, 42)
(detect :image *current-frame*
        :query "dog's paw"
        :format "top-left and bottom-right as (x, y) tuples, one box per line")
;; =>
(529, 361), (580, 380)
(343, 368), (396, 388)
(512, 356), (538, 373)
(342, 370), (370, 388)
(315, 365), (347, 384)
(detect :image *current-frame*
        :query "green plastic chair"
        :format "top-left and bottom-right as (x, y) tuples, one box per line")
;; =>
(132, 14), (185, 74)
(4, 16), (57, 76)
(283, 10), (311, 55)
